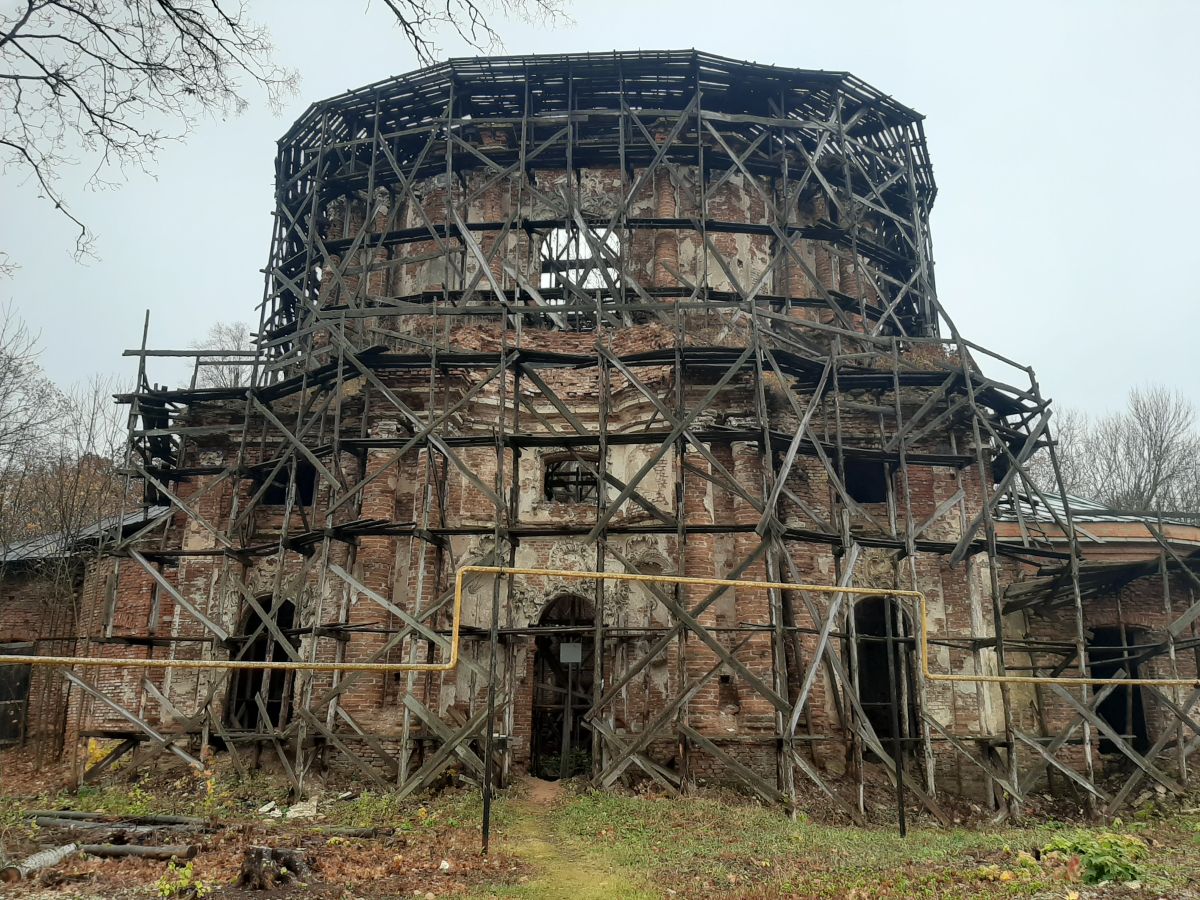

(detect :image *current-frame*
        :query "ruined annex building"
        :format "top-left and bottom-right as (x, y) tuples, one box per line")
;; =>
(44, 51), (1199, 819)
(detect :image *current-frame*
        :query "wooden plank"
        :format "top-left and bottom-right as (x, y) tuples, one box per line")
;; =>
(789, 747), (865, 826)
(82, 738), (137, 784)
(1105, 687), (1200, 815)
(333, 706), (402, 780)
(63, 672), (202, 770)
(401, 695), (486, 778)
(1048, 683), (1182, 794)
(1013, 729), (1109, 802)
(785, 543), (862, 737)
(128, 551), (230, 643)
(1016, 679), (1122, 797)
(327, 562), (487, 679)
(589, 718), (681, 795)
(926, 716), (1019, 798)
(678, 724), (785, 805)
(397, 705), (492, 799)
(296, 708), (391, 791)
(250, 398), (341, 489)
(596, 638), (744, 788)
(586, 345), (755, 542)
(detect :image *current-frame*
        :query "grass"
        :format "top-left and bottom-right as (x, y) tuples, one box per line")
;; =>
(471, 787), (1200, 898)
(321, 784), (510, 833)
(7, 759), (1200, 898)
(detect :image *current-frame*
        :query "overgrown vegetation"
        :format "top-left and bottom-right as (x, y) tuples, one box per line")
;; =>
(8, 767), (1200, 897)
(1042, 830), (1148, 885)
(32, 766), (291, 823)
(0, 794), (37, 861)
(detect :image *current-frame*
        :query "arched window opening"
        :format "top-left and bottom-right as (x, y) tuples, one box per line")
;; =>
(537, 226), (622, 331)
(532, 593), (594, 779)
(852, 596), (919, 749)
(1089, 626), (1151, 754)
(226, 599), (297, 732)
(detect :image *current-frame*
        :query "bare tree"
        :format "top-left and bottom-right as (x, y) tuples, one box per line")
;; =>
(0, 303), (60, 464)
(1030, 386), (1200, 514)
(1090, 387), (1200, 511)
(192, 320), (253, 389)
(1026, 406), (1091, 499)
(0, 373), (128, 549)
(0, 373), (130, 765)
(1, 1), (566, 269)
(0, 306), (127, 547)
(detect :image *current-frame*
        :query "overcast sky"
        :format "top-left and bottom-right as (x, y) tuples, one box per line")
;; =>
(2, 0), (1197, 413)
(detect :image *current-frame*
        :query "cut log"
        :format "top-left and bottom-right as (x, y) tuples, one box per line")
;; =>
(32, 816), (176, 834)
(24, 809), (207, 827)
(79, 844), (197, 861)
(305, 826), (383, 838)
(0, 844), (79, 882)
(236, 846), (311, 890)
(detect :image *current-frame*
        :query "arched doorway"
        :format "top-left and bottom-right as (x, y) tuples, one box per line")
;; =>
(531, 594), (594, 779)
(852, 596), (919, 748)
(226, 599), (297, 732)
(1089, 626), (1151, 754)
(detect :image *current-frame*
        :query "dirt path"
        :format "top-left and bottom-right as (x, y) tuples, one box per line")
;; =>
(498, 778), (649, 899)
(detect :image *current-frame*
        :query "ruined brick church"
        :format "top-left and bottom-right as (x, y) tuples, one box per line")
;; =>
(5, 51), (1196, 821)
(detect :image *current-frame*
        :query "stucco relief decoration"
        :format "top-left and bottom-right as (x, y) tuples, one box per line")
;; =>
(237, 561), (315, 625)
(507, 541), (635, 621)
(243, 560), (278, 599)
(855, 548), (899, 592)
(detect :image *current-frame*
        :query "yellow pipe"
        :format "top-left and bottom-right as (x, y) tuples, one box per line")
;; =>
(0, 571), (463, 673)
(457, 566), (1200, 689)
(3, 563), (1196, 689)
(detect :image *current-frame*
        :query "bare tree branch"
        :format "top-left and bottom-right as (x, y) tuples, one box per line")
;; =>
(0, 302), (60, 464)
(378, 0), (568, 64)
(1, 0), (296, 264)
(1, 1), (567, 270)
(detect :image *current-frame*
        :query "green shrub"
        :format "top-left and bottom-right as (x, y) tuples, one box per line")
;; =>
(155, 860), (210, 898)
(1043, 831), (1147, 884)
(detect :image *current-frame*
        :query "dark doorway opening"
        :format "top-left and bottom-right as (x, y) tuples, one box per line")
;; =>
(1089, 626), (1151, 754)
(531, 594), (594, 780)
(853, 596), (919, 748)
(0, 644), (33, 744)
(226, 599), (297, 732)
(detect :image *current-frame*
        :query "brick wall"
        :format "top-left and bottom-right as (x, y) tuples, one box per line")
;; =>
(0, 564), (78, 747)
